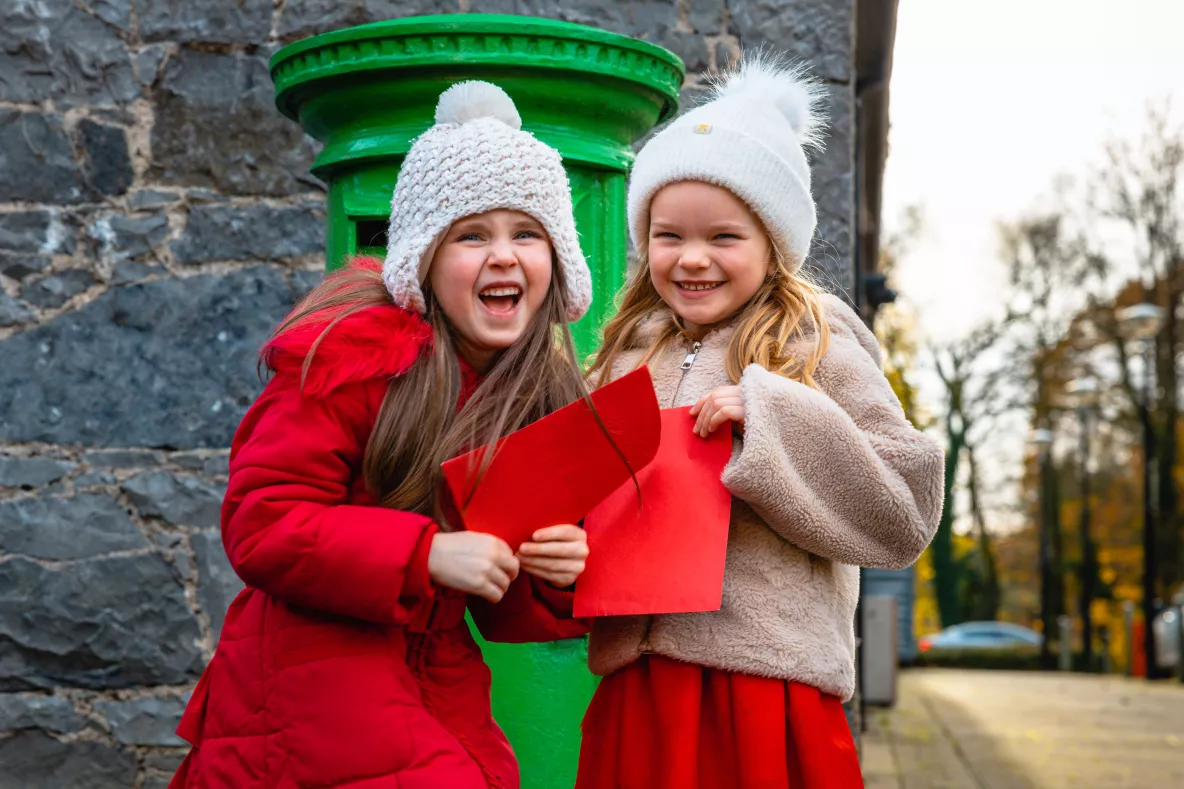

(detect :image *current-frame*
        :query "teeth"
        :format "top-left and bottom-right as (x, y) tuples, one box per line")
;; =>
(480, 287), (521, 297)
(678, 282), (722, 291)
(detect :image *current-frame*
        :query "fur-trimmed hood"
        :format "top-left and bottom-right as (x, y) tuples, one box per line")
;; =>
(262, 257), (434, 397)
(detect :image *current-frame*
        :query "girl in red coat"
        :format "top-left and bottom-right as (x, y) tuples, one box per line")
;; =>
(578, 58), (945, 788)
(171, 81), (598, 789)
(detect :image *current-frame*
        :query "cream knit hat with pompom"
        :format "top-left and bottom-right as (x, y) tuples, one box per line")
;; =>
(383, 81), (592, 322)
(627, 57), (826, 273)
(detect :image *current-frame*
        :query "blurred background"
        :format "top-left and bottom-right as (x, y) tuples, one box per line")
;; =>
(0, 1), (1180, 788)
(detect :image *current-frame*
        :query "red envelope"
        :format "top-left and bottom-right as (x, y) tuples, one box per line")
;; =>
(574, 407), (733, 617)
(442, 367), (661, 549)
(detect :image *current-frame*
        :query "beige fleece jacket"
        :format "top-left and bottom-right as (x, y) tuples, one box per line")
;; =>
(587, 294), (944, 700)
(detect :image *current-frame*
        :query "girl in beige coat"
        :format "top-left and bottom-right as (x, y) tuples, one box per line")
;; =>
(577, 58), (945, 789)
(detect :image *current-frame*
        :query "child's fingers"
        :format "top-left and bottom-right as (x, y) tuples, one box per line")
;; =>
(520, 556), (585, 575)
(476, 581), (506, 604)
(488, 565), (515, 595)
(520, 541), (588, 561)
(706, 405), (745, 433)
(689, 392), (710, 417)
(694, 397), (715, 436)
(529, 524), (585, 544)
(494, 552), (520, 580)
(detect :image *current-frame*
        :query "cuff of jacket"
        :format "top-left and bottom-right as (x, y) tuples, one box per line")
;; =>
(400, 522), (440, 605)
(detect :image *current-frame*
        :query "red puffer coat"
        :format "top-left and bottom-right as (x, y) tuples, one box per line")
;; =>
(170, 277), (587, 789)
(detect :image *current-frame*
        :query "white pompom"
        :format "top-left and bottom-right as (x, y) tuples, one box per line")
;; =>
(710, 54), (825, 149)
(434, 81), (523, 130)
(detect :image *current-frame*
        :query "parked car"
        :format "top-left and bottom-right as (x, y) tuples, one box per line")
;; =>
(918, 621), (1043, 652)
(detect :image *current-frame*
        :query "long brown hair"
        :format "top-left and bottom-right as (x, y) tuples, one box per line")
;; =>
(588, 244), (832, 387)
(268, 258), (590, 528)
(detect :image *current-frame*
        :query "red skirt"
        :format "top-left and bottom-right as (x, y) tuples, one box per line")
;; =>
(576, 655), (863, 789)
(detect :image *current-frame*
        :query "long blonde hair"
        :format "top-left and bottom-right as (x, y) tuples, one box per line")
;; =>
(267, 258), (592, 528)
(588, 244), (831, 387)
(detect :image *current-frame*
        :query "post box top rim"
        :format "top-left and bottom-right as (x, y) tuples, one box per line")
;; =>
(271, 13), (686, 120)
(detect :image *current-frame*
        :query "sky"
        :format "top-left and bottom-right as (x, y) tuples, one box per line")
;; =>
(881, 0), (1184, 530)
(883, 0), (1184, 341)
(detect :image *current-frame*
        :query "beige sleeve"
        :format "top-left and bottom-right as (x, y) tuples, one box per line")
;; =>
(720, 328), (945, 570)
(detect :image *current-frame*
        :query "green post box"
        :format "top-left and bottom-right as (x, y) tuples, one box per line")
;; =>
(271, 15), (682, 788)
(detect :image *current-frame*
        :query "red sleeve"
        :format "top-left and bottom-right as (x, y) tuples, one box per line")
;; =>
(469, 574), (589, 643)
(221, 374), (435, 624)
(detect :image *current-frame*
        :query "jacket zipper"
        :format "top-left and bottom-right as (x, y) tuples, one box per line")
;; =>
(669, 340), (702, 407)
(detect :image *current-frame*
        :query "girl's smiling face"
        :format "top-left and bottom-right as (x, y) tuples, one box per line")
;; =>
(647, 181), (772, 338)
(428, 209), (554, 371)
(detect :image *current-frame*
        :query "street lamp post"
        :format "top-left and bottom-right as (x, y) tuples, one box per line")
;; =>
(1118, 303), (1167, 680)
(1032, 427), (1056, 670)
(1068, 378), (1100, 670)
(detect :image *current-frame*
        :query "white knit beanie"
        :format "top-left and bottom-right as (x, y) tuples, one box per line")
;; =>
(627, 57), (826, 273)
(383, 81), (592, 322)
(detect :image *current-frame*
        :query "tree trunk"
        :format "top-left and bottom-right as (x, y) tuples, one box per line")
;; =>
(965, 444), (1001, 620)
(1155, 272), (1181, 596)
(934, 426), (965, 627)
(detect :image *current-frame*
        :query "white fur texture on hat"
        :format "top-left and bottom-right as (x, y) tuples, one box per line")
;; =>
(627, 56), (826, 273)
(383, 81), (592, 322)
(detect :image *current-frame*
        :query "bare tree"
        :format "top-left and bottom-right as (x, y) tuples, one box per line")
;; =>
(1088, 104), (1184, 594)
(931, 320), (1010, 626)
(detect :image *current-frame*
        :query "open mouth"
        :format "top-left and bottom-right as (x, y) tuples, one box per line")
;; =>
(676, 281), (724, 293)
(478, 284), (523, 315)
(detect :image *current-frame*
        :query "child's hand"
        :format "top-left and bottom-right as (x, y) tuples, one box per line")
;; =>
(428, 532), (520, 603)
(690, 385), (745, 437)
(517, 525), (589, 588)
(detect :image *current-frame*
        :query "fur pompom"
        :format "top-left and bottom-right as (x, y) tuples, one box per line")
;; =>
(434, 81), (523, 130)
(710, 54), (826, 149)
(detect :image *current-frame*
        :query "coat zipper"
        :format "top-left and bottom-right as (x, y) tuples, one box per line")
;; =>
(669, 340), (702, 407)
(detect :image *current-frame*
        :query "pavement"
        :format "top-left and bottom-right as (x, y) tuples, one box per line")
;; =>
(862, 668), (1184, 789)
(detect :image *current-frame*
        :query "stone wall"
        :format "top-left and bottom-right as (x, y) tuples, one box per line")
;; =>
(0, 1), (855, 785)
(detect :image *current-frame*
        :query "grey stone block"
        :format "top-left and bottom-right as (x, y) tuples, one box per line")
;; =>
(95, 696), (185, 746)
(0, 294), (34, 328)
(0, 555), (204, 690)
(75, 471), (118, 487)
(0, 267), (293, 449)
(123, 471), (224, 529)
(77, 120), (133, 198)
(90, 0), (133, 30)
(502, 0), (678, 42)
(138, 0), (272, 44)
(112, 260), (167, 284)
(726, 0), (854, 83)
(0, 693), (85, 733)
(0, 0), (138, 107)
(808, 80), (853, 292)
(150, 50), (320, 196)
(0, 211), (72, 256)
(90, 215), (170, 263)
(172, 203), (324, 265)
(292, 269), (325, 299)
(21, 270), (96, 310)
(0, 456), (74, 488)
(192, 531), (243, 638)
(0, 111), (84, 204)
(83, 449), (163, 469)
(0, 492), (148, 561)
(278, 0), (457, 40)
(137, 44), (171, 87)
(129, 190), (181, 210)
(144, 752), (187, 773)
(0, 730), (136, 789)
(172, 452), (230, 477)
(0, 253), (52, 281)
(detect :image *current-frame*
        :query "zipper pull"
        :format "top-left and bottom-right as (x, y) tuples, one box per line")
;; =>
(680, 341), (702, 370)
